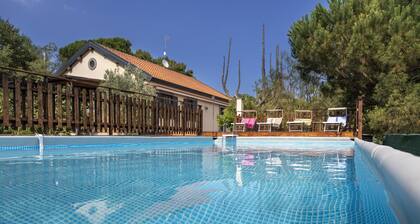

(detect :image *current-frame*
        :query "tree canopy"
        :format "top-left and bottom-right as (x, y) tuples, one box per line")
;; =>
(134, 49), (194, 77)
(102, 64), (156, 97)
(0, 18), (37, 69)
(0, 18), (59, 74)
(288, 0), (418, 105)
(58, 37), (132, 62)
(288, 0), (419, 137)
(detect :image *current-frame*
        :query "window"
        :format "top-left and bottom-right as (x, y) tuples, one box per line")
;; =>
(157, 92), (178, 105)
(88, 58), (97, 70)
(219, 107), (225, 115)
(184, 98), (198, 109)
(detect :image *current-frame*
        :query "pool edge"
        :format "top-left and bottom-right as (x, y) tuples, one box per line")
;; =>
(356, 138), (420, 224)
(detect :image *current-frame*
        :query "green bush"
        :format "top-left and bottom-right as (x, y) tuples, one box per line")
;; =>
(368, 83), (420, 140)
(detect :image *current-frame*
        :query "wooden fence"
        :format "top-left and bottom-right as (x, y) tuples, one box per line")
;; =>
(0, 67), (203, 135)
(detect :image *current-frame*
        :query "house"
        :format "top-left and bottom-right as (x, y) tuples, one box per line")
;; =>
(56, 41), (229, 132)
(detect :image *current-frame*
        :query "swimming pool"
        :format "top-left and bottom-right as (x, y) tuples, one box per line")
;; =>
(0, 137), (398, 223)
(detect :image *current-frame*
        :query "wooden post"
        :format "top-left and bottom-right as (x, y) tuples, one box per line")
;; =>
(103, 91), (108, 132)
(74, 87), (80, 134)
(115, 94), (120, 133)
(176, 104), (180, 134)
(82, 89), (87, 131)
(15, 79), (22, 128)
(132, 98), (137, 134)
(89, 89), (94, 133)
(127, 96), (132, 134)
(2, 75), (9, 128)
(26, 80), (33, 129)
(37, 82), (44, 129)
(96, 89), (101, 133)
(57, 84), (62, 129)
(47, 83), (54, 130)
(66, 84), (72, 130)
(140, 99), (145, 134)
(109, 89), (114, 135)
(356, 96), (363, 139)
(182, 104), (186, 136)
(152, 100), (156, 134)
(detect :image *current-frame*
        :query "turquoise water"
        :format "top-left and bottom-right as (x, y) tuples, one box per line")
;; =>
(0, 139), (398, 223)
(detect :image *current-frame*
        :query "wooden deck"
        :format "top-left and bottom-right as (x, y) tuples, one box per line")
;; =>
(201, 131), (354, 138)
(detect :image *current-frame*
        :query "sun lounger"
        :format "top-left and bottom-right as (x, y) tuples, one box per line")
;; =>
(258, 118), (283, 132)
(287, 110), (312, 132)
(323, 108), (347, 132)
(257, 109), (283, 132)
(233, 110), (257, 132)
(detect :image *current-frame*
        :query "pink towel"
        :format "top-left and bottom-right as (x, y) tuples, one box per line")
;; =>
(241, 118), (256, 129)
(245, 154), (254, 160)
(241, 160), (255, 166)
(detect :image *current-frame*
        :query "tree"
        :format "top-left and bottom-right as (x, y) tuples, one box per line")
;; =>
(261, 24), (267, 88)
(236, 59), (241, 97)
(59, 37), (132, 62)
(0, 18), (37, 69)
(289, 0), (418, 106)
(221, 38), (232, 96)
(102, 65), (156, 97)
(275, 45), (284, 91)
(29, 42), (59, 74)
(134, 49), (153, 61)
(217, 94), (257, 129)
(154, 56), (194, 77)
(256, 24), (272, 105)
(288, 0), (419, 137)
(216, 100), (235, 130)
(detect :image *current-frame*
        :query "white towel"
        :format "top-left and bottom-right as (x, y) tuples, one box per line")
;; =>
(267, 118), (282, 127)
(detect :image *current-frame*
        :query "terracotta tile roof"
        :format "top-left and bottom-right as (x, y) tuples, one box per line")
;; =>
(102, 46), (230, 101)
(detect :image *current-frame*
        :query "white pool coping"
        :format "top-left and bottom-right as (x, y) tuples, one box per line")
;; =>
(356, 138), (420, 224)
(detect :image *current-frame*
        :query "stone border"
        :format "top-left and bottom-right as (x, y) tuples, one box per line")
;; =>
(355, 138), (420, 224)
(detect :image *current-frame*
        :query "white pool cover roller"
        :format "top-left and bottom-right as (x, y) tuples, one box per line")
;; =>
(236, 98), (243, 116)
(356, 139), (420, 224)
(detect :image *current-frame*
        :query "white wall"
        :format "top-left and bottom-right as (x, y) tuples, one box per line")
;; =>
(153, 84), (226, 132)
(64, 50), (123, 80)
(199, 100), (221, 132)
(161, 93), (221, 132)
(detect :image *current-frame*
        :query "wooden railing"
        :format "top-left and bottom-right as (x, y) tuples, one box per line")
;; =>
(0, 67), (203, 135)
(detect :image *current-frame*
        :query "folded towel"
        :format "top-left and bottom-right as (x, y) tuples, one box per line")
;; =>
(326, 116), (347, 126)
(241, 118), (256, 129)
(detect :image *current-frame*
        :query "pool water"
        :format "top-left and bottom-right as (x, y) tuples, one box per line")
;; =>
(0, 140), (398, 223)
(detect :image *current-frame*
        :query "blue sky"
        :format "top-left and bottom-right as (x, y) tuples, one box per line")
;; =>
(1, 0), (324, 95)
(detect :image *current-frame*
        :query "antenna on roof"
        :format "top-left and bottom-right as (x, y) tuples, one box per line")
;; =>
(162, 35), (170, 68)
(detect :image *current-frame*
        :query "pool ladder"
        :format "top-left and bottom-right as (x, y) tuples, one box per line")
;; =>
(35, 134), (44, 158)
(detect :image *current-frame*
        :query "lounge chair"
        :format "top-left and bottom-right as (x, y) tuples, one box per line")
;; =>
(287, 110), (312, 132)
(323, 107), (347, 132)
(233, 110), (257, 132)
(257, 109), (283, 132)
